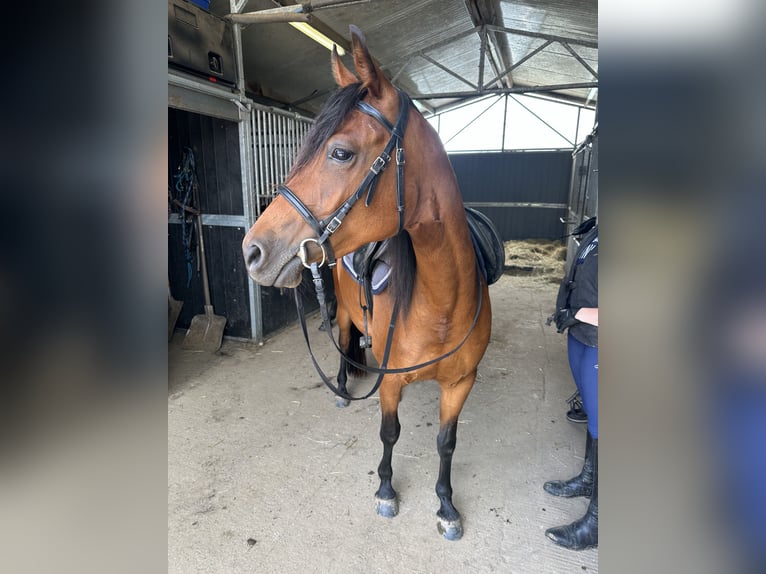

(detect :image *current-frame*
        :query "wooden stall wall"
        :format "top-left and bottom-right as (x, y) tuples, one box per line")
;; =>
(168, 108), (251, 338)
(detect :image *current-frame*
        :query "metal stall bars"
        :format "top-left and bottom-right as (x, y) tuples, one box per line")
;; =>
(251, 105), (313, 217)
(241, 103), (313, 343)
(229, 0), (313, 342)
(563, 127), (598, 272)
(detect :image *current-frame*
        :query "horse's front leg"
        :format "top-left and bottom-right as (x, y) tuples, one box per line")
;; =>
(435, 373), (476, 540)
(336, 355), (351, 408)
(334, 305), (353, 408)
(375, 379), (402, 518)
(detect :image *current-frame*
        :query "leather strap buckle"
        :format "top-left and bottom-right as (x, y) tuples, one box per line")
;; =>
(370, 152), (390, 174)
(326, 216), (343, 234)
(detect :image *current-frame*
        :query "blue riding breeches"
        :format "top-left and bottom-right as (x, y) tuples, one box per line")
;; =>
(568, 332), (599, 438)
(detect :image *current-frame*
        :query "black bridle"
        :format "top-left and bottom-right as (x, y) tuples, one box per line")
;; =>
(278, 89), (484, 401)
(277, 89), (411, 269)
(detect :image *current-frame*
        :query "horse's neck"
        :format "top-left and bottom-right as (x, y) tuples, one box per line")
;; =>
(404, 117), (478, 306)
(407, 189), (477, 306)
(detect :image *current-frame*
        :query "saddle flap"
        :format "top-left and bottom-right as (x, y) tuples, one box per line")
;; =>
(465, 207), (505, 285)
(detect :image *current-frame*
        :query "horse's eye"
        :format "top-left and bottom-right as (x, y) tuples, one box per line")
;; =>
(330, 148), (354, 162)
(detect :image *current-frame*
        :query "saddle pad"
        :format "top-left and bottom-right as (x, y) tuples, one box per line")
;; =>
(465, 207), (505, 285)
(341, 210), (504, 291)
(341, 242), (392, 295)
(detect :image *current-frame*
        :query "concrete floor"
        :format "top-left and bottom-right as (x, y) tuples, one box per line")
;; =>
(168, 274), (599, 573)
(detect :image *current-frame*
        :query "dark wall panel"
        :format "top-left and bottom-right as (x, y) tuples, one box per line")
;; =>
(474, 205), (568, 241)
(169, 224), (251, 339)
(169, 220), (315, 340)
(449, 151), (572, 240)
(259, 269), (319, 336)
(169, 107), (319, 340)
(169, 108), (243, 216)
(260, 287), (297, 335)
(169, 108), (251, 339)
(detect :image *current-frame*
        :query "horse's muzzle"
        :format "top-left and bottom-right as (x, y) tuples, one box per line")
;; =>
(242, 236), (304, 288)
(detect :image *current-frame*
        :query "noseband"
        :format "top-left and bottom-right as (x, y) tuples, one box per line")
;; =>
(277, 89), (411, 268)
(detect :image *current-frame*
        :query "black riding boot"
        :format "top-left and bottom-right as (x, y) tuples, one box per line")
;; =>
(545, 439), (598, 550)
(544, 431), (595, 498)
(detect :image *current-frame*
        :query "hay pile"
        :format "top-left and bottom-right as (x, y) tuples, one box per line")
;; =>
(503, 239), (567, 283)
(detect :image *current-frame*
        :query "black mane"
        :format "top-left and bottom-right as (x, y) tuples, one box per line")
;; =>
(388, 230), (416, 319)
(288, 83), (364, 178)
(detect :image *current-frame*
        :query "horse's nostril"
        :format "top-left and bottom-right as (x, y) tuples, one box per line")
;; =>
(244, 242), (263, 269)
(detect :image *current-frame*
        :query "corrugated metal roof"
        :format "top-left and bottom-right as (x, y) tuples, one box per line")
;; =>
(209, 0), (597, 116)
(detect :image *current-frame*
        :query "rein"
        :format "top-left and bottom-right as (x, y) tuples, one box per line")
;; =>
(280, 88), (484, 401)
(295, 262), (484, 401)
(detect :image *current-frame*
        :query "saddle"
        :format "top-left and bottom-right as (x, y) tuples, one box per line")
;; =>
(341, 208), (504, 302)
(465, 207), (505, 286)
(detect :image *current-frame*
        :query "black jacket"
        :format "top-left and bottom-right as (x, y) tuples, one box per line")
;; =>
(555, 226), (598, 347)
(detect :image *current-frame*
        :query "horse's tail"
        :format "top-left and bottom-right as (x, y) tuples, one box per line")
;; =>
(346, 322), (367, 377)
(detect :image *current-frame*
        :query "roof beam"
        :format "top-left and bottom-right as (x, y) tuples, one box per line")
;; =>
(381, 22), (597, 107)
(227, 0), (370, 24)
(419, 54), (477, 90)
(465, 1), (514, 88)
(485, 24), (597, 49)
(383, 26), (482, 76)
(482, 39), (552, 90)
(412, 82), (598, 100)
(382, 26), (481, 88)
(478, 26), (487, 91)
(508, 95), (573, 146)
(560, 42), (598, 79)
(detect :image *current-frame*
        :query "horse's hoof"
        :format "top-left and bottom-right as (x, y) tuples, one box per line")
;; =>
(437, 517), (464, 541)
(375, 496), (398, 518)
(335, 396), (350, 408)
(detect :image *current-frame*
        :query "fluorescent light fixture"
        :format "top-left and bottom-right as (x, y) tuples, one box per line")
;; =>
(289, 22), (346, 55)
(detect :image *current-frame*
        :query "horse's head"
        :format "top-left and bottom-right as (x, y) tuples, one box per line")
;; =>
(243, 26), (409, 288)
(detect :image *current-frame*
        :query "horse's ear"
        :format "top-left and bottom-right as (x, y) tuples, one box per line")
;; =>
(349, 25), (390, 99)
(331, 45), (358, 87)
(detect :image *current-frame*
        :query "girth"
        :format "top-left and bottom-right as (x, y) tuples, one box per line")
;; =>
(341, 239), (392, 311)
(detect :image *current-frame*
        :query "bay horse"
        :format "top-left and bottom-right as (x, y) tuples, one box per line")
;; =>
(242, 26), (492, 540)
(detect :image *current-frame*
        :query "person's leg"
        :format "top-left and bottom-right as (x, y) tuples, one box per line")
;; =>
(566, 390), (588, 423)
(545, 333), (599, 549)
(567, 331), (586, 396)
(544, 334), (597, 497)
(546, 439), (598, 550)
(576, 340), (598, 438)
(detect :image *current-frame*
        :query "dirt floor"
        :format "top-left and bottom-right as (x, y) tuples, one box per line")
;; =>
(168, 270), (598, 573)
